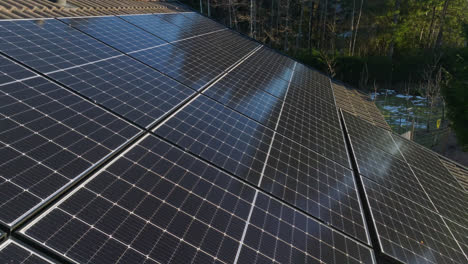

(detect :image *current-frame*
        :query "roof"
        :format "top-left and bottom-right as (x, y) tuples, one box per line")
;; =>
(0, 0), (187, 19)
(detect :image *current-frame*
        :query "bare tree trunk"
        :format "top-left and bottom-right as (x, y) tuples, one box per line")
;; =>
(228, 0), (232, 28)
(207, 0), (211, 17)
(352, 0), (363, 56)
(348, 0), (355, 55)
(435, 0), (450, 50)
(427, 5), (436, 48)
(284, 0), (290, 51)
(296, 0), (305, 53)
(199, 0), (203, 14)
(388, 0), (400, 58)
(250, 0), (254, 37)
(308, 1), (313, 53)
(321, 0), (328, 48)
(270, 0), (275, 45)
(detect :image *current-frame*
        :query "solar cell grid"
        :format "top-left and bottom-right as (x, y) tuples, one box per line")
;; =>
(198, 30), (258, 60)
(245, 48), (296, 70)
(277, 101), (349, 167)
(223, 63), (291, 99)
(411, 167), (468, 227)
(155, 95), (274, 185)
(240, 60), (294, 84)
(362, 177), (466, 264)
(443, 219), (468, 257)
(59, 16), (167, 53)
(131, 43), (221, 90)
(392, 135), (462, 189)
(0, 76), (140, 226)
(0, 19), (120, 73)
(159, 13), (224, 35)
(119, 14), (194, 42)
(48, 55), (195, 128)
(261, 133), (368, 243)
(172, 36), (239, 71)
(22, 135), (257, 264)
(0, 240), (53, 264)
(343, 111), (399, 155)
(0, 55), (37, 85)
(203, 71), (283, 129)
(291, 67), (331, 90)
(287, 80), (335, 105)
(349, 135), (434, 210)
(237, 192), (375, 264)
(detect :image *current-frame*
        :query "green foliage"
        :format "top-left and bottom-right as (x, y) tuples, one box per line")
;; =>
(442, 47), (468, 150)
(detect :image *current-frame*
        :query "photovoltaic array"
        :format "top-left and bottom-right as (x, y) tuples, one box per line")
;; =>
(0, 10), (466, 264)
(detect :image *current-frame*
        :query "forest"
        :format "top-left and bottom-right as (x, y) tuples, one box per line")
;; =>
(181, 0), (468, 150)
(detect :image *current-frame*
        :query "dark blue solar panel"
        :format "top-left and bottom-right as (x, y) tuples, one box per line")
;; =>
(48, 55), (195, 128)
(0, 74), (140, 227)
(0, 240), (52, 264)
(59, 16), (167, 53)
(0, 55), (36, 85)
(0, 19), (119, 73)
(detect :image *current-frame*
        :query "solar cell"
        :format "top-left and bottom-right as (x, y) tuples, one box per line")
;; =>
(0, 56), (36, 85)
(59, 16), (167, 53)
(262, 133), (368, 243)
(287, 80), (335, 106)
(411, 167), (468, 227)
(278, 98), (349, 167)
(291, 66), (331, 91)
(159, 13), (224, 35)
(0, 240), (53, 264)
(219, 62), (291, 99)
(362, 177), (466, 264)
(48, 55), (195, 128)
(0, 19), (120, 73)
(172, 36), (240, 71)
(241, 49), (295, 83)
(119, 14), (194, 42)
(237, 192), (375, 264)
(203, 70), (284, 129)
(21, 134), (257, 264)
(392, 135), (463, 189)
(348, 134), (434, 210)
(343, 111), (397, 153)
(130, 42), (227, 90)
(443, 219), (468, 257)
(155, 95), (274, 185)
(0, 75), (140, 227)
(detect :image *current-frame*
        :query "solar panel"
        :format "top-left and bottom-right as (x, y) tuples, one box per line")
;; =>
(348, 134), (434, 210)
(0, 72), (140, 226)
(237, 192), (375, 264)
(0, 19), (120, 73)
(203, 69), (283, 129)
(48, 55), (195, 128)
(159, 13), (224, 35)
(262, 133), (368, 243)
(119, 14), (194, 42)
(21, 134), (257, 263)
(59, 16), (167, 53)
(241, 49), (295, 83)
(362, 177), (466, 264)
(342, 111), (397, 153)
(0, 240), (53, 264)
(411, 167), (468, 227)
(392, 134), (463, 189)
(21, 134), (374, 264)
(131, 42), (231, 91)
(0, 56), (37, 85)
(155, 95), (274, 185)
(278, 97), (350, 167)
(443, 219), (468, 257)
(218, 61), (291, 99)
(291, 66), (332, 92)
